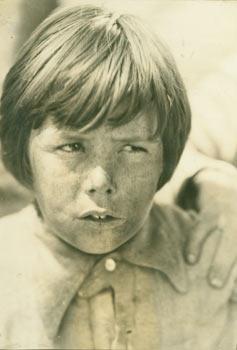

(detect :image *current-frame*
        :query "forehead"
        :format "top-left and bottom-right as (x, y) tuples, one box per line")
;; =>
(32, 109), (159, 142)
(109, 108), (158, 139)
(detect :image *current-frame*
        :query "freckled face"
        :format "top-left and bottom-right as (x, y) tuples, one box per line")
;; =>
(29, 112), (163, 254)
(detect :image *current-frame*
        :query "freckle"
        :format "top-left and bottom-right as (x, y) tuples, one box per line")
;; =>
(132, 296), (138, 303)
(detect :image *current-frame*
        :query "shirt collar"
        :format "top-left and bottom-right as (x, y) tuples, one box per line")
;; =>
(30, 203), (189, 339)
(120, 205), (189, 294)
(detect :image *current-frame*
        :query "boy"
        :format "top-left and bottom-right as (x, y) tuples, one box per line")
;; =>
(0, 4), (236, 349)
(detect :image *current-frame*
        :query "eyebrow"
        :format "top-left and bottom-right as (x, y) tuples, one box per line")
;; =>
(55, 129), (160, 143)
(111, 135), (160, 142)
(58, 130), (91, 139)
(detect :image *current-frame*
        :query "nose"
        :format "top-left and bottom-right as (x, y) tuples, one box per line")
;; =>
(82, 166), (115, 196)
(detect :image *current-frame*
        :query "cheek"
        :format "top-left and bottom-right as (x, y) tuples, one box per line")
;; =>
(31, 154), (80, 205)
(116, 157), (163, 208)
(118, 152), (163, 188)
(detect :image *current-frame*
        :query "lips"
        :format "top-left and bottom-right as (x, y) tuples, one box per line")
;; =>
(83, 215), (117, 223)
(78, 209), (122, 224)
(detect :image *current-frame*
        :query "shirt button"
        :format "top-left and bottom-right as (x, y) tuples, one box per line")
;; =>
(105, 258), (116, 272)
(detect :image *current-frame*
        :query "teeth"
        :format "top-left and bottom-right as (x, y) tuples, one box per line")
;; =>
(92, 214), (107, 220)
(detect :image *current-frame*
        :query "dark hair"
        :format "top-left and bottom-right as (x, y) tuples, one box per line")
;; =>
(0, 4), (191, 189)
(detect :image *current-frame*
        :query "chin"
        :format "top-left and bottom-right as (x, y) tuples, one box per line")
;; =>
(74, 239), (126, 255)
(71, 231), (134, 255)
(53, 218), (141, 254)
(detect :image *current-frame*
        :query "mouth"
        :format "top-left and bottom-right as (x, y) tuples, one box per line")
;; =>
(78, 210), (123, 225)
(82, 214), (118, 223)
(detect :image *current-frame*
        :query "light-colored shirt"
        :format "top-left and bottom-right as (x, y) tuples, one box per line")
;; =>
(0, 204), (236, 349)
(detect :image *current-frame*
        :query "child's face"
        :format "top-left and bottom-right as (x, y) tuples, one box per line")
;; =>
(29, 110), (163, 254)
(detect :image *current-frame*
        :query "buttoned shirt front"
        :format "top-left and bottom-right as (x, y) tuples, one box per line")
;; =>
(0, 204), (236, 349)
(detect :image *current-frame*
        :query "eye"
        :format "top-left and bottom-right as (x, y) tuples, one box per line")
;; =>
(123, 145), (147, 153)
(58, 143), (84, 153)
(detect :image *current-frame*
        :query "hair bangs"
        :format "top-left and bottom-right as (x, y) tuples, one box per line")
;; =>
(0, 4), (191, 188)
(7, 6), (171, 136)
(38, 14), (170, 135)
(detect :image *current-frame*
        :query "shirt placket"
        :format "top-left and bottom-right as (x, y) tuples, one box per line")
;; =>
(78, 254), (135, 350)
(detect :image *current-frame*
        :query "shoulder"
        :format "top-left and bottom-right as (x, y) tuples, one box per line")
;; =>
(0, 205), (41, 276)
(0, 207), (46, 333)
(0, 205), (39, 247)
(0, 204), (37, 228)
(0, 206), (44, 311)
(152, 203), (197, 238)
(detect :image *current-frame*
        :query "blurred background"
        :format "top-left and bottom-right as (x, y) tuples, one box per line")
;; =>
(0, 0), (237, 217)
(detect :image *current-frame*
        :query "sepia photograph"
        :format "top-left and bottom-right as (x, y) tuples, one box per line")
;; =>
(0, 0), (237, 348)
